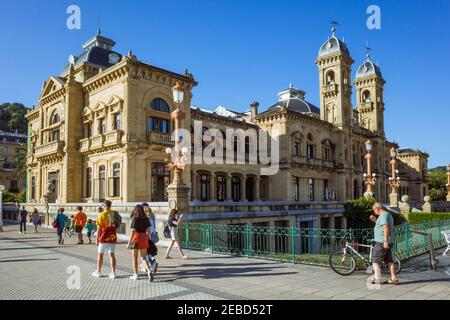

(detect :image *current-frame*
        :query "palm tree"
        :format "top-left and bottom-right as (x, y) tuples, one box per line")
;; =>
(13, 143), (27, 180)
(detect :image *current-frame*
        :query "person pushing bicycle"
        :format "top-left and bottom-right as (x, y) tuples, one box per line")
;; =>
(369, 203), (399, 285)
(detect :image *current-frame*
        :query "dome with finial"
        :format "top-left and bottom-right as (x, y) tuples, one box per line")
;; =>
(355, 55), (382, 79)
(318, 27), (350, 58)
(261, 85), (320, 116)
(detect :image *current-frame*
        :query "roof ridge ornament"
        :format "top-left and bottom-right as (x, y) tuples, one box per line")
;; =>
(365, 42), (372, 61)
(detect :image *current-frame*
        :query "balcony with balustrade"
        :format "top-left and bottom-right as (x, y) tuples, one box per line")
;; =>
(146, 132), (174, 146)
(34, 140), (65, 159)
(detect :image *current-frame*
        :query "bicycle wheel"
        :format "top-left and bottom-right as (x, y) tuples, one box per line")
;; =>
(329, 249), (356, 276)
(381, 254), (402, 275)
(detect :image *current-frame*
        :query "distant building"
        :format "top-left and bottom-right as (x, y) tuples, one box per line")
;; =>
(0, 131), (27, 194)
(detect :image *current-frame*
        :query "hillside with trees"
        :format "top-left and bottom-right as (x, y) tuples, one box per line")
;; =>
(0, 103), (29, 133)
(428, 166), (447, 201)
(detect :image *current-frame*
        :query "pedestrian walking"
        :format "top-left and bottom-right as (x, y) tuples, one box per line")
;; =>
(85, 219), (95, 244)
(368, 202), (399, 285)
(74, 206), (87, 244)
(18, 206), (28, 234)
(128, 205), (153, 281)
(143, 205), (158, 274)
(55, 208), (68, 245)
(164, 209), (187, 259)
(92, 200), (118, 279)
(31, 208), (40, 234)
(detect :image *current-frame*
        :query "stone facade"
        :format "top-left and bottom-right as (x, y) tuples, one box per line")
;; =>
(25, 30), (429, 214)
(0, 131), (27, 194)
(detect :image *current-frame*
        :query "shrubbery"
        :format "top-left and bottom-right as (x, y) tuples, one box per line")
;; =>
(344, 196), (406, 229)
(408, 212), (450, 225)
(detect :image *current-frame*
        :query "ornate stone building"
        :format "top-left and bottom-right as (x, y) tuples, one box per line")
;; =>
(25, 30), (428, 211)
(0, 131), (27, 194)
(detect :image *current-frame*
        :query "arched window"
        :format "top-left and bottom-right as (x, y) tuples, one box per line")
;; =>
(362, 90), (371, 103)
(200, 174), (210, 202)
(326, 70), (335, 85)
(112, 163), (120, 197)
(150, 98), (170, 113)
(307, 134), (314, 159)
(147, 98), (170, 135)
(99, 165), (106, 202)
(50, 112), (60, 125)
(232, 176), (241, 202)
(85, 168), (92, 198)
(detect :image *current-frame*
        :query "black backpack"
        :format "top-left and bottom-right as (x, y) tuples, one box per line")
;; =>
(113, 211), (122, 229)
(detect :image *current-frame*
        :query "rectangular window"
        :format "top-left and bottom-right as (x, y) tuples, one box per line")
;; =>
(147, 117), (153, 132)
(99, 119), (105, 134)
(232, 176), (241, 202)
(112, 163), (120, 197)
(324, 179), (328, 201)
(324, 148), (330, 160)
(217, 175), (226, 202)
(31, 176), (36, 200)
(307, 145), (314, 159)
(200, 174), (210, 201)
(161, 119), (168, 134)
(114, 114), (122, 130)
(294, 142), (300, 156)
(308, 178), (314, 201)
(293, 177), (300, 201)
(86, 168), (92, 198)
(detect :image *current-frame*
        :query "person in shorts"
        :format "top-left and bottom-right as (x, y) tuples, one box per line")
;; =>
(74, 206), (87, 244)
(369, 202), (399, 285)
(164, 209), (187, 260)
(85, 219), (95, 244)
(92, 200), (117, 279)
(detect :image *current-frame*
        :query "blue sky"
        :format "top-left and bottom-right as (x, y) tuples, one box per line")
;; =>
(0, 0), (448, 168)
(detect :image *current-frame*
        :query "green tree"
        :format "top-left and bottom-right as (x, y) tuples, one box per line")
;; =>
(0, 103), (29, 133)
(428, 169), (447, 201)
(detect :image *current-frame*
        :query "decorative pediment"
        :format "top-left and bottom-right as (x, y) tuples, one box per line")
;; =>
(40, 76), (66, 98)
(291, 130), (304, 141)
(321, 138), (333, 146)
(107, 95), (123, 114)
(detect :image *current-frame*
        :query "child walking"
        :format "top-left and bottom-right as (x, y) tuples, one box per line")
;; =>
(85, 219), (95, 244)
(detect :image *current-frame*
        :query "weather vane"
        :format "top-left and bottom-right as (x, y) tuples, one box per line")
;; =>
(330, 21), (341, 35)
(365, 41), (372, 60)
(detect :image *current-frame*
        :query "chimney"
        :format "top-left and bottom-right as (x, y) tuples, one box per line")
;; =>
(250, 101), (259, 120)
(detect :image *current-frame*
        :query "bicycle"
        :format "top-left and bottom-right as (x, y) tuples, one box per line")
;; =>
(329, 239), (401, 276)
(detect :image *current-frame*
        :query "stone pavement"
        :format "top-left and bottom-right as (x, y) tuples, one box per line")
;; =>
(0, 224), (449, 300)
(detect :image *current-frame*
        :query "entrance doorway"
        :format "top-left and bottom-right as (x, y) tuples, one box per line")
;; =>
(151, 163), (170, 202)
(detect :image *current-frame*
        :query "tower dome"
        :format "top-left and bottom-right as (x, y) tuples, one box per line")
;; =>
(355, 56), (382, 79)
(318, 28), (350, 58)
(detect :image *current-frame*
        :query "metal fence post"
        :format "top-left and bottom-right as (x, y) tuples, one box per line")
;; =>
(405, 222), (409, 258)
(185, 222), (189, 250)
(210, 222), (214, 254)
(246, 224), (250, 257)
(291, 226), (295, 264)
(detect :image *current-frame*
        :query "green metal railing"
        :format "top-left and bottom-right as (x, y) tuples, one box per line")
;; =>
(177, 219), (450, 266)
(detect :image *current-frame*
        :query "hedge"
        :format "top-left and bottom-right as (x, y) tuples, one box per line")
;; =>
(408, 212), (450, 225)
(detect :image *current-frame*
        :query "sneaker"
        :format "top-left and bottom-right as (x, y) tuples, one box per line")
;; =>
(109, 273), (116, 279)
(130, 274), (138, 280)
(92, 271), (102, 277)
(19, 231), (22, 234)
(182, 255), (188, 259)
(148, 271), (154, 282)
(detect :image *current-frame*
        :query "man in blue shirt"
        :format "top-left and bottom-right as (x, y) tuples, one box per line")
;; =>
(369, 202), (399, 285)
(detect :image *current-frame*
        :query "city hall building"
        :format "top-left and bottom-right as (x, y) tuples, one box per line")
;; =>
(25, 30), (428, 227)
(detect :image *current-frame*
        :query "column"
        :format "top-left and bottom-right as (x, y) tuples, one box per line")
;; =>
(255, 176), (261, 201)
(210, 172), (216, 201)
(241, 174), (246, 201)
(191, 171), (198, 201)
(226, 173), (232, 201)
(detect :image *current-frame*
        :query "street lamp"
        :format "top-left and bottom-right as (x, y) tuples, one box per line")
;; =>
(389, 147), (401, 207)
(363, 139), (376, 197)
(0, 184), (5, 232)
(166, 82), (188, 185)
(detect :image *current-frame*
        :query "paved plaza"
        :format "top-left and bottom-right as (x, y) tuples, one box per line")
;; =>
(0, 224), (449, 300)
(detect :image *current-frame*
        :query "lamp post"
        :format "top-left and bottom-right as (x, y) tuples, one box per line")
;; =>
(447, 164), (450, 202)
(0, 185), (5, 232)
(389, 147), (401, 207)
(363, 139), (376, 198)
(165, 81), (191, 216)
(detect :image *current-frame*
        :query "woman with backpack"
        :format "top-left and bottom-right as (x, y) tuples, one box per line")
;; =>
(55, 208), (68, 245)
(127, 205), (153, 281)
(164, 209), (188, 260)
